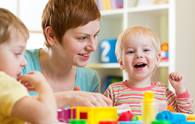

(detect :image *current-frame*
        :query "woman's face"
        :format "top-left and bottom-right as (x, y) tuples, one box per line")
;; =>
(56, 20), (100, 67)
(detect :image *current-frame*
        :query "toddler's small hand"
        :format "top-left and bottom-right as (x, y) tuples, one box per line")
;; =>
(168, 72), (186, 94)
(20, 80), (36, 91)
(17, 71), (48, 91)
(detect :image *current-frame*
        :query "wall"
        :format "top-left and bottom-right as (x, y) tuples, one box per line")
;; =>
(176, 0), (195, 113)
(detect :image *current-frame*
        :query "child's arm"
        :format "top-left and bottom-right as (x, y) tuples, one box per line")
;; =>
(12, 71), (57, 123)
(167, 72), (194, 114)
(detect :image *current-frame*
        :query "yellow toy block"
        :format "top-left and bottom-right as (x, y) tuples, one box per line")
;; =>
(70, 107), (118, 124)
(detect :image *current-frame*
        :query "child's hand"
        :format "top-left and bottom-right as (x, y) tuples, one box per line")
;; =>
(20, 79), (36, 91)
(17, 71), (48, 91)
(168, 72), (186, 94)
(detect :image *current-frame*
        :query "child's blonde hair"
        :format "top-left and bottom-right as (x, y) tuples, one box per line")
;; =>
(115, 26), (161, 72)
(0, 8), (29, 44)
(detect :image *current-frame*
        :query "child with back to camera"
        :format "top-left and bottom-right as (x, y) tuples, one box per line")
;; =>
(0, 8), (57, 124)
(104, 26), (194, 116)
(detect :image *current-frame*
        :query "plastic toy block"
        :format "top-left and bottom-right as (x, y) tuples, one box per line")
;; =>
(151, 120), (171, 124)
(69, 119), (87, 124)
(167, 105), (175, 112)
(57, 108), (76, 123)
(71, 107), (118, 124)
(130, 114), (138, 121)
(142, 91), (155, 124)
(184, 113), (195, 121)
(118, 121), (143, 124)
(156, 110), (186, 123)
(99, 120), (118, 124)
(118, 111), (134, 121)
(180, 121), (195, 124)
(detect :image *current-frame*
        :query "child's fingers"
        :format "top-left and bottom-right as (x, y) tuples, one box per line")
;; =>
(18, 74), (31, 81)
(169, 72), (184, 81)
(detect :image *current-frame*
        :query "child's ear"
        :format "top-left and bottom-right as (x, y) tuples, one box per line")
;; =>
(118, 59), (125, 70)
(45, 26), (56, 46)
(155, 52), (161, 66)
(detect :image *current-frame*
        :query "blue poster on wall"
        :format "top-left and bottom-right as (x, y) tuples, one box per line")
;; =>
(101, 38), (118, 63)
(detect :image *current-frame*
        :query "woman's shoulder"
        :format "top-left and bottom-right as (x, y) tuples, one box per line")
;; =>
(25, 49), (40, 58)
(22, 48), (42, 74)
(76, 67), (99, 82)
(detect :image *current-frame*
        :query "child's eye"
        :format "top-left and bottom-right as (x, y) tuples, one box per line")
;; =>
(15, 53), (21, 56)
(128, 51), (134, 54)
(144, 49), (150, 52)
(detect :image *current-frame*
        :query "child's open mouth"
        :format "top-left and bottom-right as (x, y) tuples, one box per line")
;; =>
(134, 63), (146, 69)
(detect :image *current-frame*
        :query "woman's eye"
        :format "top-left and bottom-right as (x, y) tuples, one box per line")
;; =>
(94, 33), (99, 37)
(78, 37), (86, 40)
(79, 37), (86, 40)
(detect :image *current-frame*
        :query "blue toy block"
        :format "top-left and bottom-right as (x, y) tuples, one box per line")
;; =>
(156, 111), (186, 124)
(101, 38), (118, 63)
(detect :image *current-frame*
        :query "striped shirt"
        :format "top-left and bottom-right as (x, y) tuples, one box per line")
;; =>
(104, 80), (194, 115)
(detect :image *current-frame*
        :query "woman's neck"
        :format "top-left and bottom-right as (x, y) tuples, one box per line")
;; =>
(39, 48), (76, 81)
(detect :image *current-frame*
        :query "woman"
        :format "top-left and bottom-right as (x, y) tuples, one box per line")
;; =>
(22, 0), (112, 108)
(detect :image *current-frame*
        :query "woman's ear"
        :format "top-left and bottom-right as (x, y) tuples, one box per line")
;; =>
(155, 52), (161, 66)
(45, 26), (56, 46)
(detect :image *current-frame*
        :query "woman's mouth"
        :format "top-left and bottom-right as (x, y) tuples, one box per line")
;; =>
(78, 53), (90, 60)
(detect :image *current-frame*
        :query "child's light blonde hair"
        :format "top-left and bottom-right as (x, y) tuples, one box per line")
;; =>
(115, 26), (161, 72)
(0, 8), (29, 44)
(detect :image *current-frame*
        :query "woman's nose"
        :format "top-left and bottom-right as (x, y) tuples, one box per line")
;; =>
(86, 38), (97, 51)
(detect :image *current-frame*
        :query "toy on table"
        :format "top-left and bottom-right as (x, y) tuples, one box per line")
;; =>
(69, 119), (87, 124)
(57, 108), (76, 123)
(183, 113), (195, 121)
(57, 107), (117, 124)
(142, 91), (155, 124)
(151, 120), (171, 124)
(166, 105), (195, 121)
(99, 120), (118, 124)
(118, 111), (137, 121)
(167, 105), (175, 113)
(156, 110), (186, 124)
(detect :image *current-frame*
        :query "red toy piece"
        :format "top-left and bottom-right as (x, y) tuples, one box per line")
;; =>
(118, 111), (134, 121)
(99, 120), (118, 124)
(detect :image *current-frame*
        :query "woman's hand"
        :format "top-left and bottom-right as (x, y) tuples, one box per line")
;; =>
(55, 90), (113, 108)
(168, 72), (186, 94)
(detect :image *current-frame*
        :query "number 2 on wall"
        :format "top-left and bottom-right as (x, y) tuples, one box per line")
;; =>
(101, 41), (110, 62)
